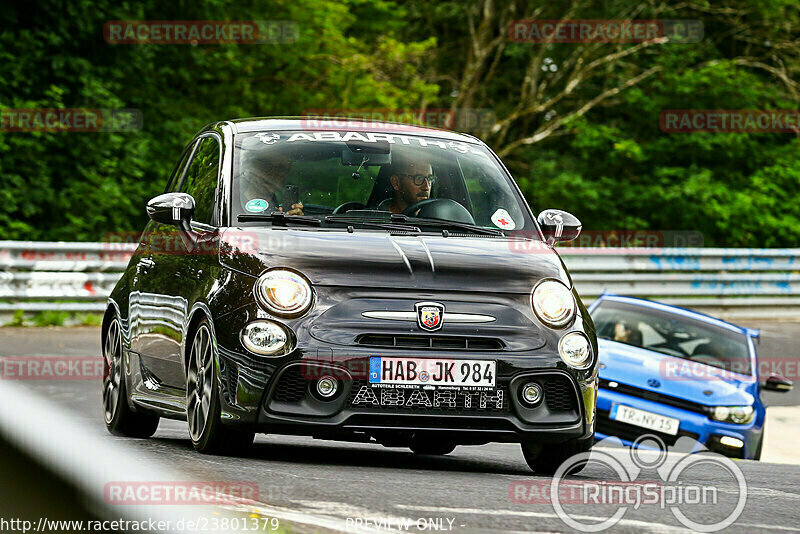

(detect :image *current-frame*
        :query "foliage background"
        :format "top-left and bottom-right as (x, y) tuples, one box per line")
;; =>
(1, 0), (798, 246)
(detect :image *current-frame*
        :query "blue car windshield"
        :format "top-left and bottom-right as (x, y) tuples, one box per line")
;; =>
(592, 300), (752, 375)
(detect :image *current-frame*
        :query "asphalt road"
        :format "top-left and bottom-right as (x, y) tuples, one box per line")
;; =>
(2, 326), (800, 533)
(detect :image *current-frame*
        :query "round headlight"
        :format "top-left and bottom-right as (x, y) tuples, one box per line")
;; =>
(713, 406), (730, 421)
(255, 269), (313, 316)
(711, 405), (754, 425)
(241, 321), (288, 355)
(531, 280), (575, 328)
(558, 332), (592, 369)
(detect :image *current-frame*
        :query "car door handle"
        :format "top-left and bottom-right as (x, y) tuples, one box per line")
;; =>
(138, 258), (155, 268)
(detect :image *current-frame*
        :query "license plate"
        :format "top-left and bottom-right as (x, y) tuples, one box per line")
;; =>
(610, 404), (680, 436)
(369, 357), (496, 387)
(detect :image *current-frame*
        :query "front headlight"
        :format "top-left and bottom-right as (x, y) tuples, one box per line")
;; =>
(241, 321), (288, 355)
(558, 332), (592, 369)
(711, 406), (755, 425)
(531, 279), (575, 328)
(254, 269), (313, 317)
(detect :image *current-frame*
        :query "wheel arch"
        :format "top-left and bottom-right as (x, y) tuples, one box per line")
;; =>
(184, 303), (216, 375)
(102, 299), (122, 348)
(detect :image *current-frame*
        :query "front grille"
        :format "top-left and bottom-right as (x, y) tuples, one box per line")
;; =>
(596, 408), (699, 447)
(544, 377), (577, 412)
(346, 380), (509, 414)
(356, 334), (504, 351)
(599, 379), (712, 416)
(273, 367), (308, 403)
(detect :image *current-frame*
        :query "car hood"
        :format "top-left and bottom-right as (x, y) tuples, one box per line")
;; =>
(219, 228), (570, 293)
(597, 339), (755, 406)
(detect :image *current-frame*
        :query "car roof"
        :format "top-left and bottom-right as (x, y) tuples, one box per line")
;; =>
(593, 294), (758, 338)
(219, 117), (483, 144)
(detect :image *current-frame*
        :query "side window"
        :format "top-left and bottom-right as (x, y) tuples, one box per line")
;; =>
(165, 141), (197, 193)
(182, 137), (220, 225)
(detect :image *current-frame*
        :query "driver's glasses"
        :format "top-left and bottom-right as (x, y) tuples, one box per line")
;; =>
(399, 174), (436, 186)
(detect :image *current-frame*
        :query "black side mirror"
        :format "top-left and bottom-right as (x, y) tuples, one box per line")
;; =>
(763, 373), (793, 392)
(537, 209), (582, 245)
(147, 193), (195, 228)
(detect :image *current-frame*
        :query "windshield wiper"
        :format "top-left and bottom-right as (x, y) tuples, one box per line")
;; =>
(399, 216), (505, 237)
(323, 215), (421, 233)
(238, 212), (321, 227)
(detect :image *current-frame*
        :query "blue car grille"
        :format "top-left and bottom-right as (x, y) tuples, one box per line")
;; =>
(599, 378), (713, 417)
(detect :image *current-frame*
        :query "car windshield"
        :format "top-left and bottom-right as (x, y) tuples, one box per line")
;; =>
(232, 130), (535, 235)
(591, 300), (752, 375)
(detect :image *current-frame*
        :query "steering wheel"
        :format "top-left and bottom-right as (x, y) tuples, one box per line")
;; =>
(402, 198), (475, 224)
(332, 201), (366, 214)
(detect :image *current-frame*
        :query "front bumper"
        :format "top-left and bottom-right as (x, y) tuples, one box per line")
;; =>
(596, 387), (763, 459)
(211, 288), (598, 444)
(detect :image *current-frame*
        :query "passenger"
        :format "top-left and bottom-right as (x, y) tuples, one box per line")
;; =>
(239, 147), (303, 215)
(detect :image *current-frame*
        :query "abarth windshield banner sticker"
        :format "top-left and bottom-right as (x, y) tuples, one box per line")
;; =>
(283, 131), (486, 155)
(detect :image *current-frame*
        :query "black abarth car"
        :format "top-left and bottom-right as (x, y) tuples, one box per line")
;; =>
(102, 118), (597, 473)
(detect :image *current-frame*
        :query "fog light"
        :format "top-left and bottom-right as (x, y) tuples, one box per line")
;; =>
(720, 436), (744, 448)
(521, 382), (543, 405)
(316, 376), (339, 398)
(558, 332), (592, 369)
(241, 321), (288, 355)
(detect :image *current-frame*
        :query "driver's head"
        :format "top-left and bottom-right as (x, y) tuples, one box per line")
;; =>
(388, 153), (433, 211)
(613, 321), (632, 343)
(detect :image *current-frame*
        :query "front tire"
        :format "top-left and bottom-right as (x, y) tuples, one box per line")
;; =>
(103, 318), (160, 438)
(521, 434), (594, 475)
(187, 319), (254, 454)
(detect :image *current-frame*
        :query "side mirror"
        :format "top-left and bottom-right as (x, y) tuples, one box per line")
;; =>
(537, 209), (582, 245)
(147, 193), (195, 228)
(763, 373), (793, 392)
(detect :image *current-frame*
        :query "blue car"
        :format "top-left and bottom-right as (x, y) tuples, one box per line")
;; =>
(589, 294), (792, 460)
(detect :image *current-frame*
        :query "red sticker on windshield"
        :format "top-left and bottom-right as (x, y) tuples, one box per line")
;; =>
(491, 208), (516, 230)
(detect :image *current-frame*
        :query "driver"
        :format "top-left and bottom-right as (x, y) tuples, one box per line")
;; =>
(380, 153), (435, 214)
(239, 146), (304, 215)
(613, 321), (642, 346)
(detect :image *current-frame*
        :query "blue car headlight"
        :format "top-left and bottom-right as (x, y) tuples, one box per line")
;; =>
(711, 406), (754, 425)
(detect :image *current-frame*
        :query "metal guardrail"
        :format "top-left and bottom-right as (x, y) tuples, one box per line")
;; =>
(0, 241), (798, 318)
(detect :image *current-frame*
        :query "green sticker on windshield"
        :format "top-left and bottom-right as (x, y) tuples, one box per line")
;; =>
(245, 199), (269, 213)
